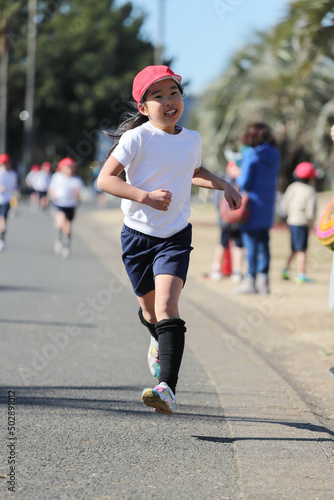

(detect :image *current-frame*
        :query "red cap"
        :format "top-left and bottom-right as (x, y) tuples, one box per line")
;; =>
(132, 65), (182, 104)
(294, 162), (317, 180)
(0, 153), (10, 164)
(57, 157), (76, 170)
(30, 164), (40, 172)
(41, 161), (52, 172)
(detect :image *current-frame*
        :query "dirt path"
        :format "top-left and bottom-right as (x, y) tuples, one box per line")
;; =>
(188, 193), (334, 428)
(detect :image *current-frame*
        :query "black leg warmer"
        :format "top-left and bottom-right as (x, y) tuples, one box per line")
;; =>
(138, 307), (158, 341)
(156, 318), (186, 394)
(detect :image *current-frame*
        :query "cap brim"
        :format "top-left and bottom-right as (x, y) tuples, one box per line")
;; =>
(140, 75), (182, 102)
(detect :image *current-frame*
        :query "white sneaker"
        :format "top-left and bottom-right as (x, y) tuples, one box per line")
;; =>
(147, 337), (160, 378)
(0, 240), (5, 252)
(256, 273), (270, 294)
(204, 271), (222, 281)
(54, 238), (62, 255)
(141, 382), (176, 415)
(61, 245), (71, 259)
(230, 272), (242, 284)
(233, 275), (257, 294)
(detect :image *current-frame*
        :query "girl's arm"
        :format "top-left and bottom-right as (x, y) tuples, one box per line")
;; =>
(97, 155), (172, 211)
(192, 166), (242, 210)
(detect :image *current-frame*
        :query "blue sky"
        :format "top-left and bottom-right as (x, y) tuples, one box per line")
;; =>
(115, 0), (292, 95)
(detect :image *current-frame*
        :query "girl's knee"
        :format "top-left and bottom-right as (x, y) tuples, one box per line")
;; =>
(155, 300), (179, 320)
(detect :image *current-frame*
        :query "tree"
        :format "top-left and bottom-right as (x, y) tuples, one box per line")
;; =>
(0, 0), (25, 153)
(6, 0), (154, 171)
(193, 0), (334, 190)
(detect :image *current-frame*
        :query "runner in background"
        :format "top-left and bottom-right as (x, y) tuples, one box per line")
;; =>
(48, 157), (84, 258)
(0, 154), (19, 251)
(25, 164), (40, 211)
(32, 161), (53, 211)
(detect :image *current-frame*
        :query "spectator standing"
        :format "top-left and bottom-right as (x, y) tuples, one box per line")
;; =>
(205, 162), (244, 282)
(281, 162), (317, 283)
(230, 123), (281, 294)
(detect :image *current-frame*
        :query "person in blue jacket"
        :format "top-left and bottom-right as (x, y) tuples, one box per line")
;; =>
(230, 123), (281, 294)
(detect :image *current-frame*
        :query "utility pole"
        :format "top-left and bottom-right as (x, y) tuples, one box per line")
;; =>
(154, 0), (165, 65)
(22, 0), (37, 177)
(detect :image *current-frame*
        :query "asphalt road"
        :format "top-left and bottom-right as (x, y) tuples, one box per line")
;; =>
(1, 200), (334, 500)
(0, 202), (238, 500)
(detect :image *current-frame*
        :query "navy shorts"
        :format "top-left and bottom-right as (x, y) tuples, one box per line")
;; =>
(37, 190), (48, 200)
(220, 228), (243, 249)
(289, 225), (309, 252)
(54, 205), (76, 221)
(0, 203), (10, 219)
(121, 224), (193, 296)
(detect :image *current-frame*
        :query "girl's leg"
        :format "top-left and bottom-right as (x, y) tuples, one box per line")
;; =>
(62, 217), (71, 237)
(296, 250), (307, 275)
(209, 244), (224, 278)
(154, 274), (183, 321)
(153, 274), (186, 394)
(256, 229), (270, 275)
(234, 231), (257, 293)
(285, 251), (296, 271)
(256, 230), (270, 294)
(283, 227), (296, 279)
(54, 211), (71, 257)
(0, 215), (6, 251)
(232, 245), (243, 274)
(242, 230), (258, 278)
(0, 215), (6, 235)
(138, 290), (156, 325)
(54, 210), (66, 233)
(137, 291), (160, 377)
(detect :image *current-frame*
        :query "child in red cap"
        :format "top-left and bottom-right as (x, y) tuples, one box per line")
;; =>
(0, 154), (18, 251)
(48, 157), (84, 258)
(97, 65), (241, 414)
(281, 162), (318, 283)
(25, 164), (41, 211)
(32, 162), (53, 210)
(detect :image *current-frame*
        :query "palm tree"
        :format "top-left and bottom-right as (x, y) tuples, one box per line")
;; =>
(273, 0), (334, 72)
(193, 1), (334, 189)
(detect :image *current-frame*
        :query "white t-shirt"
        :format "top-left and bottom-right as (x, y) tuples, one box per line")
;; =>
(112, 121), (202, 238)
(32, 170), (52, 192)
(48, 172), (84, 207)
(25, 170), (38, 187)
(0, 168), (18, 204)
(281, 181), (317, 226)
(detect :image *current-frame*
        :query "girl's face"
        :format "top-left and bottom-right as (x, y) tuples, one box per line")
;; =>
(62, 165), (76, 177)
(138, 78), (184, 134)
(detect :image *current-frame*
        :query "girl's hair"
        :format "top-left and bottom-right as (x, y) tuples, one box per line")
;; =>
(103, 82), (184, 164)
(103, 102), (148, 163)
(242, 122), (277, 147)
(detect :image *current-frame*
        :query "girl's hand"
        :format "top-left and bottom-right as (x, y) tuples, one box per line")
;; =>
(145, 189), (172, 211)
(331, 125), (334, 142)
(224, 182), (242, 211)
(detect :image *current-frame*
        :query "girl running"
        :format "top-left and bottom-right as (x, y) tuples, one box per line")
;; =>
(48, 157), (84, 258)
(97, 65), (242, 414)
